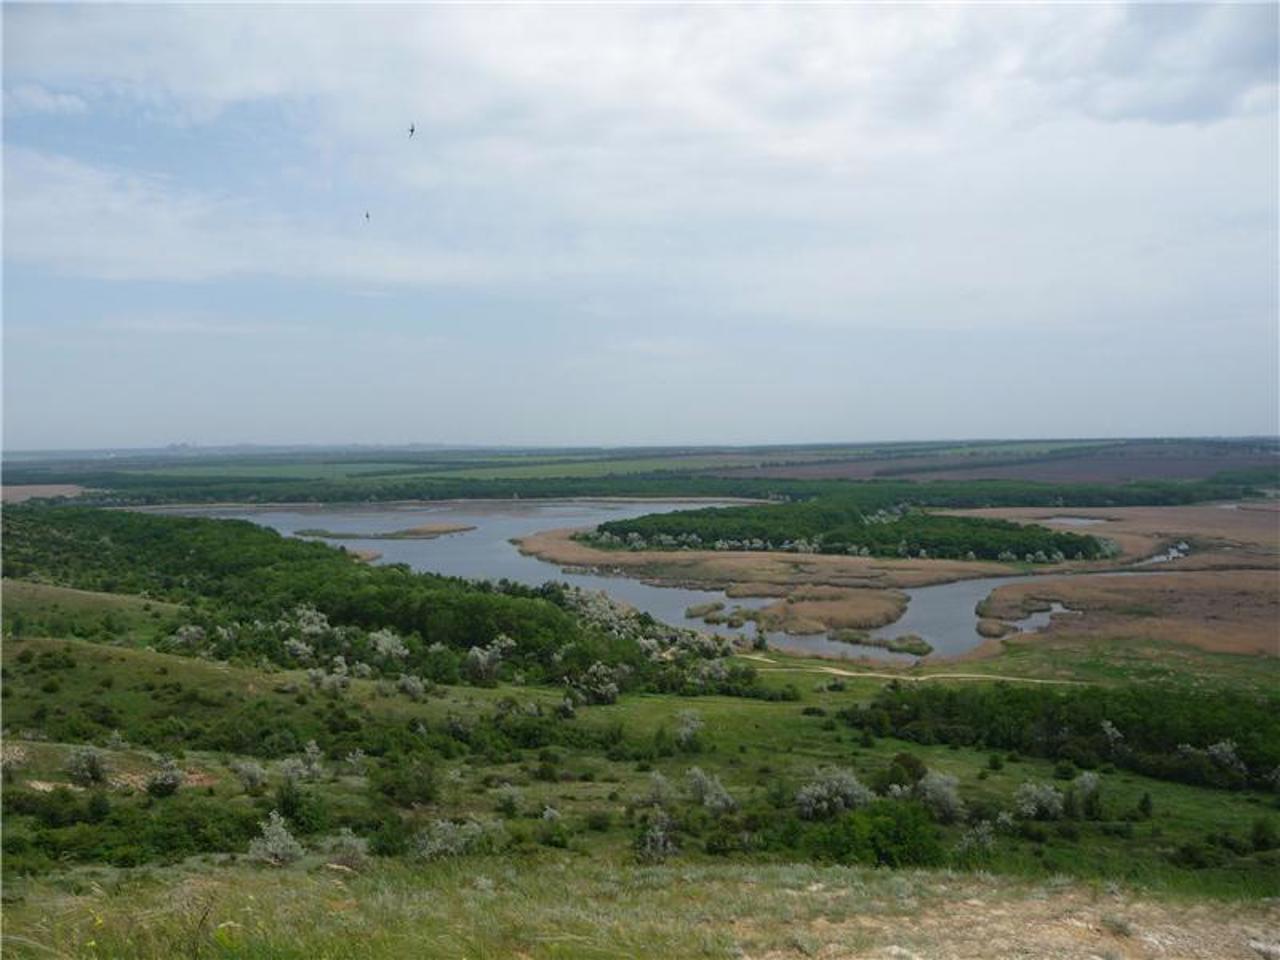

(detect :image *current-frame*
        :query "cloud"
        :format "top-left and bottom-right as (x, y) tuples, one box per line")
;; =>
(3, 147), (490, 285)
(3, 82), (86, 115)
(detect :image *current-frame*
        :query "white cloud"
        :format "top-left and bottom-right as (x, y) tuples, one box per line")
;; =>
(3, 147), (490, 285)
(3, 82), (86, 115)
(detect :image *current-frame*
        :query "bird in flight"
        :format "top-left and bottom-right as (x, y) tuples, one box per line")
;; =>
(364, 211), (370, 222)
(408, 123), (416, 138)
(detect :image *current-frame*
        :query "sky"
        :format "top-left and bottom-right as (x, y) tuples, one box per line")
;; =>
(3, 3), (1278, 451)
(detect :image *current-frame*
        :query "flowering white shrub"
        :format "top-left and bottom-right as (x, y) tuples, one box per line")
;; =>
(170, 624), (206, 648)
(249, 810), (304, 866)
(412, 819), (505, 861)
(463, 634), (516, 685)
(278, 757), (308, 784)
(915, 770), (966, 824)
(954, 820), (996, 858)
(642, 771), (675, 809)
(369, 628), (410, 660)
(571, 661), (624, 705)
(66, 746), (109, 786)
(397, 674), (427, 701)
(675, 711), (704, 750)
(1015, 781), (1065, 820)
(686, 766), (737, 815)
(634, 811), (678, 863)
(1206, 740), (1247, 776)
(146, 755), (184, 797)
(323, 828), (369, 870)
(796, 768), (873, 820)
(232, 759), (269, 795)
(300, 740), (326, 781)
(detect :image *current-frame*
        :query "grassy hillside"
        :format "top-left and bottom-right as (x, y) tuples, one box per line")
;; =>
(3, 501), (1278, 957)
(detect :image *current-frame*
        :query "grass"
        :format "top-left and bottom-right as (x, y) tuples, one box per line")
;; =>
(2, 580), (185, 647)
(4, 567), (1279, 959)
(414, 455), (762, 480)
(5, 853), (1278, 960)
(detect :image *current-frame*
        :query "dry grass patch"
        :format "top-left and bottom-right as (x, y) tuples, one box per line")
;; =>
(517, 528), (1013, 591)
(1, 484), (85, 503)
(982, 569), (1280, 656)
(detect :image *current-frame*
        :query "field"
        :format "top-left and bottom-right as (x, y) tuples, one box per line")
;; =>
(6, 437), (1273, 507)
(9, 857), (1280, 959)
(3, 445), (1279, 959)
(0, 484), (86, 503)
(715, 439), (1279, 484)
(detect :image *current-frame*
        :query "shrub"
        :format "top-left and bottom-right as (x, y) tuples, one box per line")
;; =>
(1075, 772), (1103, 820)
(634, 810), (678, 864)
(640, 771), (675, 809)
(66, 746), (109, 786)
(915, 771), (966, 824)
(686, 767), (737, 815)
(373, 758), (439, 807)
(249, 810), (304, 866)
(675, 711), (704, 751)
(1252, 816), (1278, 852)
(145, 756), (184, 798)
(953, 820), (996, 865)
(796, 768), (873, 820)
(802, 800), (943, 867)
(323, 828), (369, 870)
(493, 785), (522, 817)
(1015, 781), (1065, 820)
(231, 759), (269, 795)
(1137, 791), (1153, 819)
(872, 753), (928, 794)
(413, 819), (505, 861)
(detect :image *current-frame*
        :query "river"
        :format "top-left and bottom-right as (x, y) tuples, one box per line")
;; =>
(164, 499), (1124, 662)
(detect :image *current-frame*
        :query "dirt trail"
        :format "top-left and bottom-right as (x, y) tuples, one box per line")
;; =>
(739, 653), (1084, 684)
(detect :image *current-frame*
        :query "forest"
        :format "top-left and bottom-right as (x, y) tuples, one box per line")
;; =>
(589, 498), (1107, 561)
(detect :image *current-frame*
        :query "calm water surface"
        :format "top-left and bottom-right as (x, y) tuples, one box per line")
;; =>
(171, 500), (772, 641)
(165, 500), (1164, 662)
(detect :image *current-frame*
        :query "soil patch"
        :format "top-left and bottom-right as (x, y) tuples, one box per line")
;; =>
(1, 484), (85, 503)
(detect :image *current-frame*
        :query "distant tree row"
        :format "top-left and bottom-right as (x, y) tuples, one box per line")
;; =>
(590, 500), (1107, 562)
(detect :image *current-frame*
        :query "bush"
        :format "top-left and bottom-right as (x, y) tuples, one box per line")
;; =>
(796, 768), (873, 820)
(915, 771), (966, 824)
(1014, 781), (1064, 821)
(493, 785), (521, 817)
(413, 819), (505, 861)
(686, 767), (737, 815)
(1252, 816), (1278, 852)
(802, 801), (943, 867)
(373, 758), (438, 807)
(634, 810), (678, 863)
(66, 746), (109, 786)
(145, 756), (184, 798)
(248, 810), (304, 866)
(322, 828), (369, 870)
(231, 759), (269, 796)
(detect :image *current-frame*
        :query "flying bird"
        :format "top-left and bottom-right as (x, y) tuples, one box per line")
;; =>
(408, 123), (416, 138)
(364, 211), (370, 222)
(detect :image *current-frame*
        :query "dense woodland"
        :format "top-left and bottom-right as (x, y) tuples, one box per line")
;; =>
(1, 506), (774, 700)
(590, 498), (1107, 561)
(841, 683), (1280, 791)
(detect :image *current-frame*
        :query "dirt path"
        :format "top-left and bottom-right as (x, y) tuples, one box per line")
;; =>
(739, 653), (1084, 685)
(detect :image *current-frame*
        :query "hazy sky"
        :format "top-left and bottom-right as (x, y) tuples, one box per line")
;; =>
(4, 3), (1277, 450)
